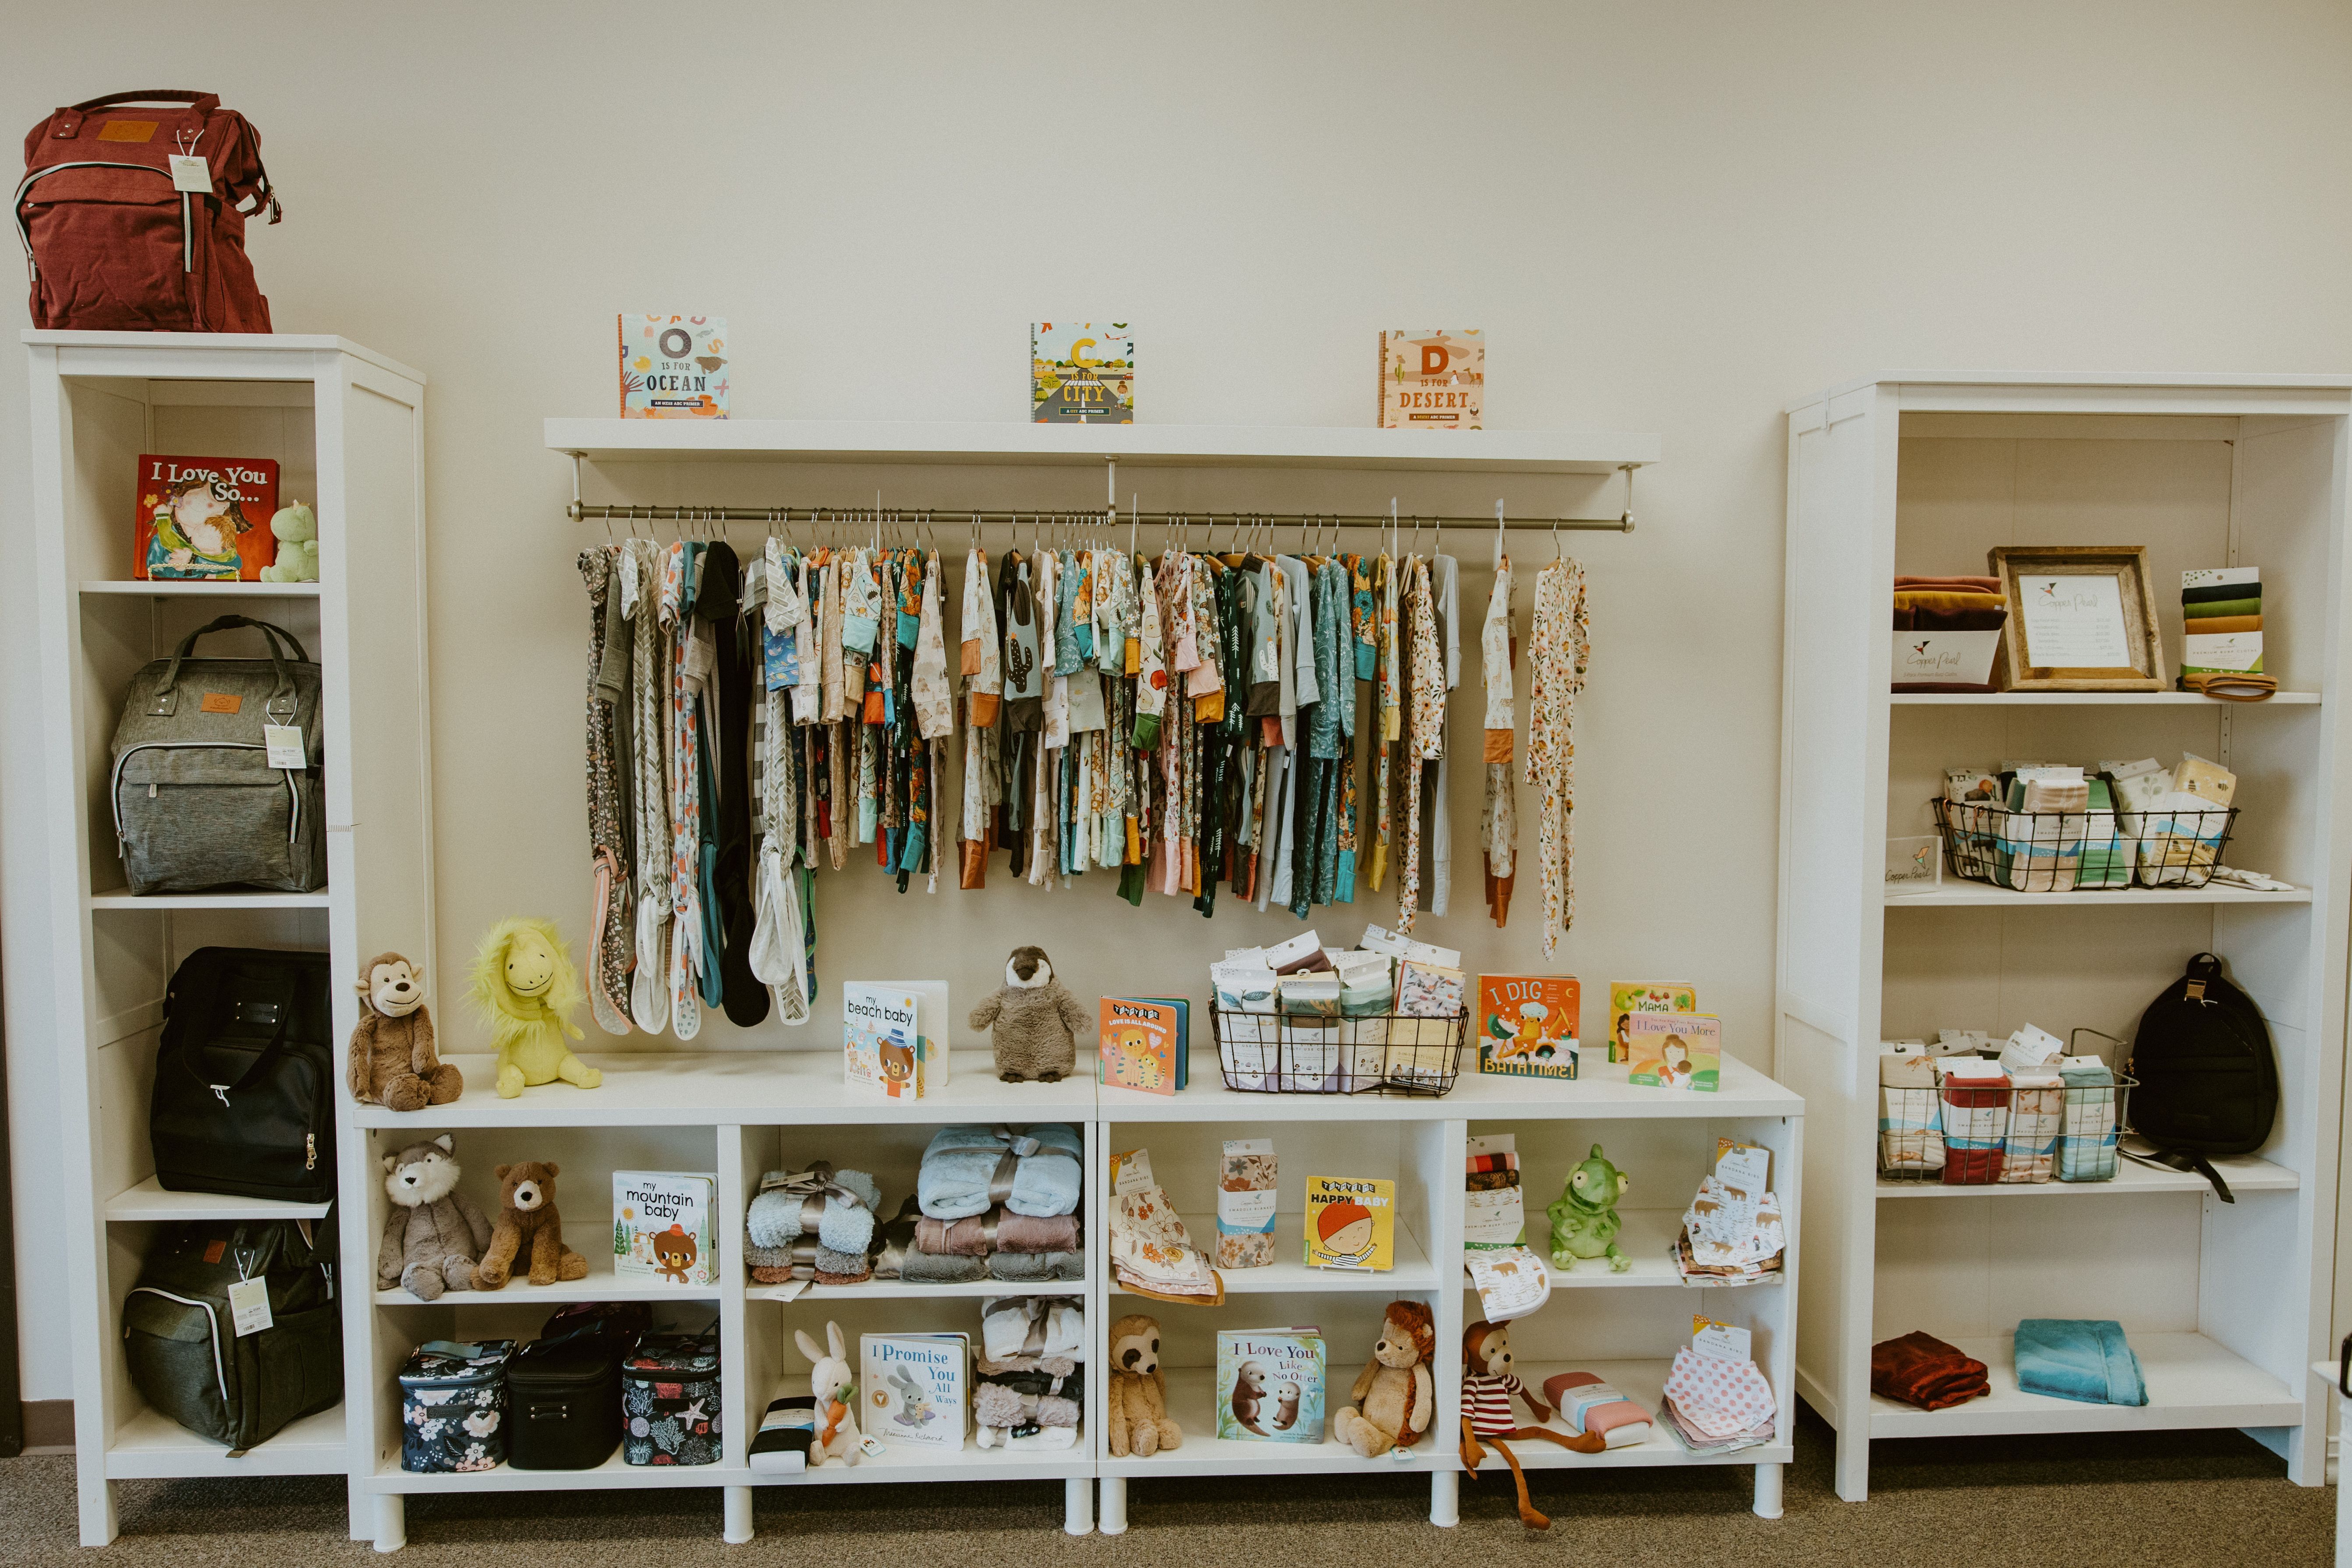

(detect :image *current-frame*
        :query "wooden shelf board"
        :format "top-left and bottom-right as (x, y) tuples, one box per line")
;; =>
(1453, 1209), (1781, 1290)
(749, 1276), (1083, 1301)
(1117, 1214), (1435, 1296)
(1100, 1366), (1449, 1479)
(1502, 1360), (1790, 1470)
(1876, 1152), (2297, 1200)
(27, 328), (425, 384)
(105, 1402), (346, 1480)
(374, 1225), (716, 1305)
(106, 1176), (333, 1223)
(1102, 1053), (1803, 1123)
(89, 889), (330, 910)
(81, 579), (321, 598)
(1867, 1331), (2299, 1438)
(1884, 880), (2309, 908)
(1890, 690), (2318, 707)
(546, 418), (1657, 475)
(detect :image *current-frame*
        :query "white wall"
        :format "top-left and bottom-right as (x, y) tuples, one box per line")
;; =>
(5, 0), (2350, 1404)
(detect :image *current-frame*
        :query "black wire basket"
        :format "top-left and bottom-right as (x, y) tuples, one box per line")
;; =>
(1878, 1068), (2137, 1184)
(1211, 1007), (1469, 1096)
(1930, 788), (2238, 892)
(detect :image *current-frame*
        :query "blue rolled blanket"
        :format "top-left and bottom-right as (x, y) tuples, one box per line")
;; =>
(747, 1164), (881, 1253)
(2013, 1319), (2146, 1406)
(917, 1125), (1083, 1220)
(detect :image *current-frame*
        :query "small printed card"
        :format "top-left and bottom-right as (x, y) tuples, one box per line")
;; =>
(1464, 1246), (1550, 1322)
(1626, 1012), (1721, 1091)
(612, 1171), (718, 1286)
(1475, 975), (1579, 1079)
(619, 315), (728, 418)
(1304, 1175), (1394, 1271)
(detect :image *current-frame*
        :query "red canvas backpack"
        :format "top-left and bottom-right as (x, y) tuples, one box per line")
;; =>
(17, 89), (280, 332)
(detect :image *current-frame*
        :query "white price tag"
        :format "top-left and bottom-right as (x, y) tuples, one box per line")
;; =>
(228, 1275), (273, 1337)
(857, 1434), (888, 1458)
(1691, 1315), (1751, 1363)
(1389, 1444), (1417, 1462)
(758, 1280), (811, 1303)
(1109, 1148), (1155, 1196)
(168, 155), (212, 194)
(263, 724), (306, 770)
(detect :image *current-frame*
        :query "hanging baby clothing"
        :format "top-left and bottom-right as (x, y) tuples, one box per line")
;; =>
(624, 538), (672, 1035)
(579, 547), (633, 1035)
(660, 542), (707, 1040)
(1480, 557), (1517, 927)
(1396, 556), (1442, 934)
(1423, 552), (1459, 918)
(1524, 556), (1590, 957)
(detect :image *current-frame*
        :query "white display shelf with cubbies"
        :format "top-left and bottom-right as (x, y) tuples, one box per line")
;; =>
(1778, 373), (2352, 1501)
(25, 332), (432, 1546)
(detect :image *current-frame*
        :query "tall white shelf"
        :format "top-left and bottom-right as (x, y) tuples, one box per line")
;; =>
(25, 331), (432, 1547)
(1777, 372), (2352, 1501)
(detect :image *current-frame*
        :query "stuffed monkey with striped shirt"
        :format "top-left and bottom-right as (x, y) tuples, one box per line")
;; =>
(1459, 1319), (1603, 1530)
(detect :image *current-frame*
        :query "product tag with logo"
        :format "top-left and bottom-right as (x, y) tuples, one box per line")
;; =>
(168, 155), (212, 194)
(228, 1276), (273, 1337)
(264, 724), (306, 769)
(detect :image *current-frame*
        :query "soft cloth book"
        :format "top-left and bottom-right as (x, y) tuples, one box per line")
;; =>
(860, 1333), (970, 1450)
(1626, 1012), (1721, 1091)
(1216, 1327), (1325, 1442)
(843, 980), (950, 1098)
(1476, 975), (1579, 1080)
(619, 315), (728, 418)
(1608, 982), (1697, 1066)
(612, 1171), (718, 1285)
(134, 453), (279, 580)
(1378, 329), (1484, 429)
(1303, 1175), (1394, 1270)
(1031, 322), (1133, 424)
(1098, 996), (1184, 1094)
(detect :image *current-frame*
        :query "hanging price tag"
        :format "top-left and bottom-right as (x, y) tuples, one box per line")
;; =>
(228, 1276), (273, 1337)
(168, 155), (212, 193)
(263, 724), (306, 769)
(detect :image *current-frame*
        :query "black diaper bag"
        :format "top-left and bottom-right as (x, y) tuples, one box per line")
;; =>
(2127, 952), (2280, 1200)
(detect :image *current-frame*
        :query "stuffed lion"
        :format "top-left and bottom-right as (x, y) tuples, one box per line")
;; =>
(469, 917), (602, 1098)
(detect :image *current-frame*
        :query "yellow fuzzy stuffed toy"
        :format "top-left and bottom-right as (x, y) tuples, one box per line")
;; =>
(469, 917), (602, 1098)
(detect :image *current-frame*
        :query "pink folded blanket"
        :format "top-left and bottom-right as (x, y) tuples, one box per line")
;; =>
(914, 1206), (1082, 1257)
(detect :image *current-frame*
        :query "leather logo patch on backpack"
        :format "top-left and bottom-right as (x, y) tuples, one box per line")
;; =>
(96, 119), (158, 142)
(200, 692), (241, 714)
(202, 1239), (225, 1264)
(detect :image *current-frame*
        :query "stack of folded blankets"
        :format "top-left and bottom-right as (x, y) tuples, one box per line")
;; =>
(974, 1296), (1085, 1451)
(1892, 575), (2008, 693)
(2181, 568), (2263, 692)
(1658, 1345), (1777, 1454)
(746, 1162), (883, 1285)
(875, 1125), (1084, 1284)
(1870, 1331), (1990, 1411)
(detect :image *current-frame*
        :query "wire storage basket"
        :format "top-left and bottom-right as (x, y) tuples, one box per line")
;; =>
(1930, 778), (2238, 892)
(1213, 1006), (1469, 1096)
(1878, 1064), (2136, 1184)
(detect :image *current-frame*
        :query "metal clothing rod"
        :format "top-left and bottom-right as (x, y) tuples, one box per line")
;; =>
(565, 503), (1633, 533)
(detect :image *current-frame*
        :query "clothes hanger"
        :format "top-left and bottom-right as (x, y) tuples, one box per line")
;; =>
(1494, 499), (1507, 574)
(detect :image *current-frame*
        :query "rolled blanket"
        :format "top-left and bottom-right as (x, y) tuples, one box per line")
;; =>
(2014, 1319), (2145, 1407)
(915, 1206), (1084, 1257)
(1870, 1331), (1990, 1411)
(917, 1124), (1084, 1219)
(747, 1164), (881, 1254)
(988, 1249), (1083, 1282)
(746, 1239), (872, 1285)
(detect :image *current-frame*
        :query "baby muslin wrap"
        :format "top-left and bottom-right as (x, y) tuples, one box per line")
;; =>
(917, 1124), (1083, 1219)
(2014, 1319), (2146, 1406)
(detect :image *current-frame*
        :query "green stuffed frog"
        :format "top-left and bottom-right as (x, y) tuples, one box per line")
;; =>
(1547, 1143), (1632, 1272)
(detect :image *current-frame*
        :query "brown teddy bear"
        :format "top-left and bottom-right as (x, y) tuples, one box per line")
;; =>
(1105, 1313), (1182, 1457)
(1334, 1300), (1436, 1458)
(346, 952), (462, 1111)
(475, 1161), (588, 1289)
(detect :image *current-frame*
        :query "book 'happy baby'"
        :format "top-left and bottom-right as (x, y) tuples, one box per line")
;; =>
(1216, 1327), (1326, 1443)
(1303, 1175), (1395, 1271)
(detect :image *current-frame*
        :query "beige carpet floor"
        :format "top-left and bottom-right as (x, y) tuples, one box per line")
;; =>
(0, 1408), (2334, 1566)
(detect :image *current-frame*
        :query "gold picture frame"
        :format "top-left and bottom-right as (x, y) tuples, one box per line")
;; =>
(1988, 545), (2168, 691)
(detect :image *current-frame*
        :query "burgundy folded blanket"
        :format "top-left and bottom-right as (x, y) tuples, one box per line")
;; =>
(915, 1206), (1082, 1257)
(1871, 1331), (1991, 1411)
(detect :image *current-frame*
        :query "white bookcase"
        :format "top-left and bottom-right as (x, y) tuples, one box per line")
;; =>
(1776, 372), (2352, 1501)
(23, 331), (432, 1546)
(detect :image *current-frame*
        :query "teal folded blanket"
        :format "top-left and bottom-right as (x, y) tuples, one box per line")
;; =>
(2014, 1319), (2145, 1406)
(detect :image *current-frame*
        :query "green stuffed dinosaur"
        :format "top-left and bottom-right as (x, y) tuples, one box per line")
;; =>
(1547, 1143), (1632, 1272)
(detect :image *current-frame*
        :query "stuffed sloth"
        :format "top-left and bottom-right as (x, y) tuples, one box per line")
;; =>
(969, 946), (1090, 1083)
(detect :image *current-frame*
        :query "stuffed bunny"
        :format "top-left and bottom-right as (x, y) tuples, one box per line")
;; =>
(793, 1320), (861, 1467)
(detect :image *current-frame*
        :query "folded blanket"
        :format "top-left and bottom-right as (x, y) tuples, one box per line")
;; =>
(746, 1239), (871, 1285)
(1542, 1372), (1653, 1448)
(2187, 615), (2262, 635)
(974, 1423), (1079, 1450)
(975, 1381), (1081, 1431)
(1893, 602), (2009, 633)
(914, 1206), (1082, 1257)
(2183, 581), (2260, 606)
(989, 1249), (1083, 1282)
(981, 1296), (1084, 1360)
(1870, 1331), (1990, 1411)
(2058, 1062), (2117, 1181)
(900, 1246), (987, 1284)
(917, 1124), (1084, 1219)
(1896, 575), (2004, 593)
(749, 1394), (817, 1474)
(2014, 1318), (2145, 1406)
(1893, 589), (2009, 614)
(2184, 597), (2262, 620)
(747, 1164), (882, 1254)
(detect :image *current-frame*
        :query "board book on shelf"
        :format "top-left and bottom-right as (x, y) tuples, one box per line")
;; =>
(612, 1170), (718, 1285)
(1608, 982), (1697, 1066)
(134, 453), (279, 580)
(1378, 329), (1484, 429)
(618, 314), (728, 418)
(1626, 1012), (1721, 1092)
(860, 1333), (969, 1451)
(1031, 322), (1134, 425)
(1303, 1175), (1394, 1271)
(1216, 1327), (1326, 1443)
(843, 980), (950, 1098)
(1098, 996), (1189, 1093)
(1476, 975), (1579, 1079)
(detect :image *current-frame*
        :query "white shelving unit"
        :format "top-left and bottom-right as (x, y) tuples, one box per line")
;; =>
(1777, 372), (2352, 1501)
(25, 330), (432, 1547)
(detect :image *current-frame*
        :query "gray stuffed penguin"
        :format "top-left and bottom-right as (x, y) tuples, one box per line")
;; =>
(970, 946), (1090, 1083)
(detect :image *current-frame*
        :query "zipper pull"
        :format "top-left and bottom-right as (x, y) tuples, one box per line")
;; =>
(148, 783), (157, 799)
(305, 1133), (316, 1171)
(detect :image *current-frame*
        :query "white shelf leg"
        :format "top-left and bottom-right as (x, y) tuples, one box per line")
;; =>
(372, 1494), (406, 1553)
(1753, 1461), (1784, 1519)
(1063, 1476), (1094, 1536)
(723, 1485), (754, 1544)
(76, 1473), (117, 1547)
(1099, 1475), (1129, 1536)
(1429, 1469), (1459, 1527)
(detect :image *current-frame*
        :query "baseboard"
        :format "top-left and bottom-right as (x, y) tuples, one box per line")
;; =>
(20, 1399), (72, 1454)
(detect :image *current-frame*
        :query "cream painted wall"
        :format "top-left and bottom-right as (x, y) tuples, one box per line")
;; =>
(5, 1), (2351, 1404)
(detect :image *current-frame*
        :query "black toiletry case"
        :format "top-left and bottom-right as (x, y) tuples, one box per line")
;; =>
(506, 1304), (647, 1470)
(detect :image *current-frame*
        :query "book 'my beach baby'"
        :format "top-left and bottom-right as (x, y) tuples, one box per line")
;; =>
(843, 980), (950, 1098)
(1217, 1327), (1326, 1443)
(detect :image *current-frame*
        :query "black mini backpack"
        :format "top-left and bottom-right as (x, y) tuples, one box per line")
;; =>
(2127, 952), (2279, 1198)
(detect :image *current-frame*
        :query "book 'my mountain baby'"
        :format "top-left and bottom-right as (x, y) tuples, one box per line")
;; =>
(612, 1170), (718, 1286)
